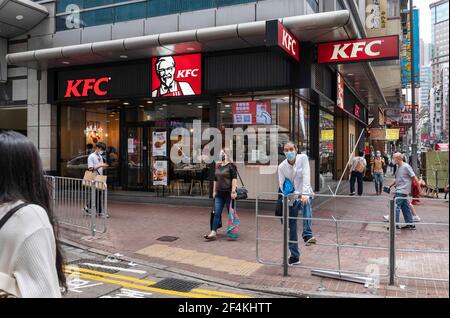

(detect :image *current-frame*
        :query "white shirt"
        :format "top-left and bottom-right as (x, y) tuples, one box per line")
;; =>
(0, 201), (61, 298)
(278, 154), (314, 196)
(88, 152), (104, 175)
(350, 156), (367, 172)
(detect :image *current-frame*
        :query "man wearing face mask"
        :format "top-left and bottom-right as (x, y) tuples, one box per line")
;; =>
(85, 142), (109, 216)
(278, 142), (316, 265)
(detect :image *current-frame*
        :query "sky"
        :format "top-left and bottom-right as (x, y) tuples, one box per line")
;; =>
(416, 0), (441, 43)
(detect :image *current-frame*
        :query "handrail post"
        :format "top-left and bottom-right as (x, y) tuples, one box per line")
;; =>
(283, 195), (289, 277)
(389, 198), (396, 285)
(91, 181), (96, 237)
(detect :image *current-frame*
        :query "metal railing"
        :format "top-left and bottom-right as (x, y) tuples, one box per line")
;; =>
(256, 192), (392, 284)
(256, 191), (449, 286)
(45, 176), (108, 236)
(393, 196), (449, 283)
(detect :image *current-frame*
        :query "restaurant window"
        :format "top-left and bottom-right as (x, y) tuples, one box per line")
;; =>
(319, 110), (335, 190)
(295, 97), (310, 155)
(218, 92), (292, 166)
(59, 103), (120, 187)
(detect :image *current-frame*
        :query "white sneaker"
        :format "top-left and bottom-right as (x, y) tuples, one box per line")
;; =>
(383, 215), (389, 222)
(413, 215), (421, 222)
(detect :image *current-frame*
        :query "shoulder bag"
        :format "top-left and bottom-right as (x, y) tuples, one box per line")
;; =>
(0, 203), (29, 298)
(235, 168), (248, 200)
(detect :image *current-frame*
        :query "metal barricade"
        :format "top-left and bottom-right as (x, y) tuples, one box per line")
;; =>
(45, 175), (107, 236)
(393, 196), (449, 283)
(256, 192), (392, 284)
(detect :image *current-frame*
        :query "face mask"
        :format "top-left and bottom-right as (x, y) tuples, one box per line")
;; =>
(99, 150), (105, 155)
(284, 151), (296, 161)
(376, 153), (381, 157)
(221, 154), (226, 161)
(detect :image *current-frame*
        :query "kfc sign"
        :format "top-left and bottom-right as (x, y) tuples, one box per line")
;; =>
(152, 53), (201, 97)
(266, 20), (300, 62)
(317, 35), (399, 64)
(64, 77), (111, 98)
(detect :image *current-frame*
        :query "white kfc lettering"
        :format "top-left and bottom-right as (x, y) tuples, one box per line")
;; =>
(365, 40), (382, 56)
(282, 30), (297, 56)
(331, 43), (352, 60)
(177, 69), (199, 78)
(350, 42), (366, 58)
(330, 40), (383, 60)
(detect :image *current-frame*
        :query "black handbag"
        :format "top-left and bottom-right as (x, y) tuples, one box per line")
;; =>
(235, 169), (248, 200)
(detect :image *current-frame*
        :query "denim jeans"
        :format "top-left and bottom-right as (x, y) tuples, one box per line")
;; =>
(350, 171), (364, 195)
(394, 193), (414, 224)
(373, 172), (384, 193)
(212, 194), (231, 231)
(288, 198), (314, 258)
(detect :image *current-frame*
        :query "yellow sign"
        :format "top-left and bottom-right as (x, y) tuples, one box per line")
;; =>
(386, 129), (399, 140)
(321, 130), (334, 141)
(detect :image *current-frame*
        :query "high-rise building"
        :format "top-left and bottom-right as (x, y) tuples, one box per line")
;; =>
(430, 0), (449, 87)
(420, 39), (431, 66)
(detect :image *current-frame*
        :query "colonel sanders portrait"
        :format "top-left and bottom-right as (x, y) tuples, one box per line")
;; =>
(152, 56), (195, 97)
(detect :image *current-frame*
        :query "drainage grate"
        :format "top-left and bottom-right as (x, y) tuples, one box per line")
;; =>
(157, 236), (179, 242)
(152, 278), (202, 292)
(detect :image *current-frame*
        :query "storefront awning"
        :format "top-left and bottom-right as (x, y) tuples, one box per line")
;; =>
(6, 9), (387, 107)
(0, 0), (48, 38)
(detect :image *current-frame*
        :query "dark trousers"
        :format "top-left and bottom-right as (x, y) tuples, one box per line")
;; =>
(87, 189), (104, 214)
(350, 171), (364, 195)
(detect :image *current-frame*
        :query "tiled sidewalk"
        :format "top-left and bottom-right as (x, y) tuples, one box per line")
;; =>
(61, 179), (449, 298)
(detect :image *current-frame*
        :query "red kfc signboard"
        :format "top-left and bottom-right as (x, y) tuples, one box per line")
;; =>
(232, 100), (272, 125)
(64, 77), (111, 98)
(266, 20), (299, 62)
(317, 35), (399, 64)
(151, 53), (201, 97)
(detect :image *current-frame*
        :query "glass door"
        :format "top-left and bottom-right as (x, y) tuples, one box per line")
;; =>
(125, 127), (149, 190)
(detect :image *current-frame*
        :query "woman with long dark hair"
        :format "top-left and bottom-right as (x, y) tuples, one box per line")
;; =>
(0, 131), (66, 297)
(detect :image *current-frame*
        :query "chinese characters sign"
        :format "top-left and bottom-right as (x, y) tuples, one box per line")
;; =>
(232, 101), (272, 125)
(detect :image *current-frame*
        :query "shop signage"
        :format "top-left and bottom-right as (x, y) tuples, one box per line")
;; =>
(151, 53), (202, 97)
(401, 112), (419, 124)
(386, 129), (400, 141)
(321, 130), (334, 141)
(265, 20), (300, 62)
(152, 131), (167, 156)
(404, 103), (418, 112)
(354, 104), (360, 118)
(64, 77), (111, 98)
(337, 72), (344, 109)
(317, 35), (399, 64)
(232, 100), (272, 125)
(153, 160), (168, 186)
(392, 126), (406, 136)
(365, 0), (387, 30)
(370, 128), (385, 140)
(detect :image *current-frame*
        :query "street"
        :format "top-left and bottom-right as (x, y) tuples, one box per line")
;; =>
(62, 244), (281, 298)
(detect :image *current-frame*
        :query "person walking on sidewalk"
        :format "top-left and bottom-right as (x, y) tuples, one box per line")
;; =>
(349, 151), (367, 196)
(0, 131), (66, 297)
(384, 152), (419, 230)
(204, 150), (237, 241)
(278, 142), (316, 266)
(371, 151), (385, 195)
(84, 142), (109, 217)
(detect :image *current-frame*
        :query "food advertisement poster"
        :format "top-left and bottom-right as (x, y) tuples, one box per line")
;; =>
(153, 160), (168, 186)
(152, 131), (167, 156)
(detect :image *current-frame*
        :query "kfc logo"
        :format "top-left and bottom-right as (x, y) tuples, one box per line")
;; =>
(278, 24), (299, 61)
(152, 54), (201, 97)
(318, 35), (399, 64)
(64, 77), (110, 98)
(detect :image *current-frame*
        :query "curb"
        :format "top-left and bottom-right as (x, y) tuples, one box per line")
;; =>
(60, 237), (382, 299)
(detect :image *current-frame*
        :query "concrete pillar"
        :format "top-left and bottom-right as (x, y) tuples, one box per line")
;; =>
(27, 69), (57, 173)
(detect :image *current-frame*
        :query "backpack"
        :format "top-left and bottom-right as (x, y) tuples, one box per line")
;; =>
(354, 158), (365, 173)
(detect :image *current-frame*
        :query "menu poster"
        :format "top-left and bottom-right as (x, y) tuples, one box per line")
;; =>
(152, 131), (167, 156)
(153, 160), (168, 186)
(232, 100), (272, 125)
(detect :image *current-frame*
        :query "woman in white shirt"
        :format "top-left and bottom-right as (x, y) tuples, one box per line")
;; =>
(0, 131), (66, 298)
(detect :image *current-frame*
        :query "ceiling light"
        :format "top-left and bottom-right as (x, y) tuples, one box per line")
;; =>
(197, 105), (203, 109)
(162, 103), (167, 106)
(159, 107), (164, 110)
(217, 101), (222, 104)
(16, 15), (24, 21)
(123, 102), (129, 105)
(120, 55), (128, 59)
(221, 110), (226, 113)
(62, 61), (70, 65)
(147, 100), (153, 104)
(187, 102), (192, 105)
(139, 105), (144, 108)
(225, 104), (230, 108)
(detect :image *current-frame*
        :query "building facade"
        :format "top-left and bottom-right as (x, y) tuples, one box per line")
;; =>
(2, 0), (395, 201)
